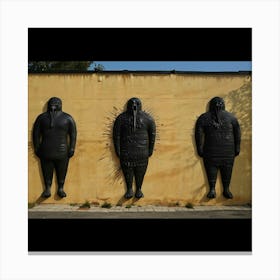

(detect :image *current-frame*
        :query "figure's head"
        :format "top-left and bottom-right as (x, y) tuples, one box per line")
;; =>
(126, 97), (142, 114)
(209, 97), (225, 112)
(47, 97), (62, 112)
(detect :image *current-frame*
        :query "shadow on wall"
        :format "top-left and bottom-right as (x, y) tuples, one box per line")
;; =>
(224, 79), (252, 136)
(99, 105), (124, 187)
(225, 79), (252, 201)
(190, 133), (209, 201)
(30, 101), (47, 202)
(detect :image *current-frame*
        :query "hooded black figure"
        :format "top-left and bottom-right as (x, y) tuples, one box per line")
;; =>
(113, 97), (156, 199)
(195, 97), (241, 199)
(32, 97), (77, 198)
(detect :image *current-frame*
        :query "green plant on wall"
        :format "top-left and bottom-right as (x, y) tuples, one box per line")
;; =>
(185, 202), (194, 209)
(101, 202), (112, 208)
(79, 201), (91, 209)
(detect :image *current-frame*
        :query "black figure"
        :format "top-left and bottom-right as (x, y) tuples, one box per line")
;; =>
(195, 97), (241, 199)
(33, 97), (77, 198)
(113, 97), (156, 199)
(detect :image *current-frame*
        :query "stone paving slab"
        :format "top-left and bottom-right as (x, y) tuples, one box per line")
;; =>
(28, 204), (251, 219)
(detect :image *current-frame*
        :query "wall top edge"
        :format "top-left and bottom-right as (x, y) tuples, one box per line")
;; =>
(28, 70), (252, 75)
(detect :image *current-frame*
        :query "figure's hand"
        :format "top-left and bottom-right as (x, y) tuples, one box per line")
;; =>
(68, 149), (75, 158)
(197, 150), (203, 157)
(35, 149), (40, 158)
(116, 149), (120, 158)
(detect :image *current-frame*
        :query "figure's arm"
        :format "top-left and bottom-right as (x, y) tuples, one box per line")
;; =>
(32, 116), (41, 157)
(148, 117), (156, 157)
(232, 117), (241, 156)
(194, 116), (204, 157)
(113, 116), (121, 158)
(68, 116), (77, 158)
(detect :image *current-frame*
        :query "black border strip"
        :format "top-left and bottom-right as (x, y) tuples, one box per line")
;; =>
(28, 219), (252, 252)
(28, 28), (252, 61)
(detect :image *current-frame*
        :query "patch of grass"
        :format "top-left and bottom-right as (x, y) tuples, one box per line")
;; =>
(125, 204), (132, 209)
(185, 202), (194, 209)
(101, 202), (112, 208)
(79, 201), (91, 209)
(69, 203), (78, 206)
(175, 202), (180, 207)
(28, 202), (36, 209)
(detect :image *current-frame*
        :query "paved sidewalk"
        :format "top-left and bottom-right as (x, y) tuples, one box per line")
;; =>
(28, 204), (252, 219)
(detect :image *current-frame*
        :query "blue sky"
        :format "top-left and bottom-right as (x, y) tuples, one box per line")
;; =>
(90, 61), (252, 72)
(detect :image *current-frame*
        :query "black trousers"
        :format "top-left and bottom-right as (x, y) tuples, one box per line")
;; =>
(40, 158), (69, 187)
(121, 162), (148, 190)
(203, 158), (234, 188)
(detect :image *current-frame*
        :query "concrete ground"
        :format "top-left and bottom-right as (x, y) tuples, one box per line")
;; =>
(28, 204), (252, 219)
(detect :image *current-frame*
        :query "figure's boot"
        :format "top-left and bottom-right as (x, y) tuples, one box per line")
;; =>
(207, 183), (216, 199)
(57, 184), (67, 198)
(223, 187), (233, 199)
(135, 187), (144, 199)
(124, 187), (134, 199)
(41, 185), (51, 198)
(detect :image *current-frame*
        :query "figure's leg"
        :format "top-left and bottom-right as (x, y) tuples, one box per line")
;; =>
(121, 164), (134, 199)
(134, 163), (148, 198)
(40, 159), (54, 198)
(220, 162), (234, 199)
(204, 160), (218, 199)
(54, 158), (69, 198)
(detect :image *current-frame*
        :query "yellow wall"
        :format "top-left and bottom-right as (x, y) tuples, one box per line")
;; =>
(28, 73), (252, 206)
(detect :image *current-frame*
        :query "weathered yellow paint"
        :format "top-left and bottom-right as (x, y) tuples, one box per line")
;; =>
(28, 73), (252, 206)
